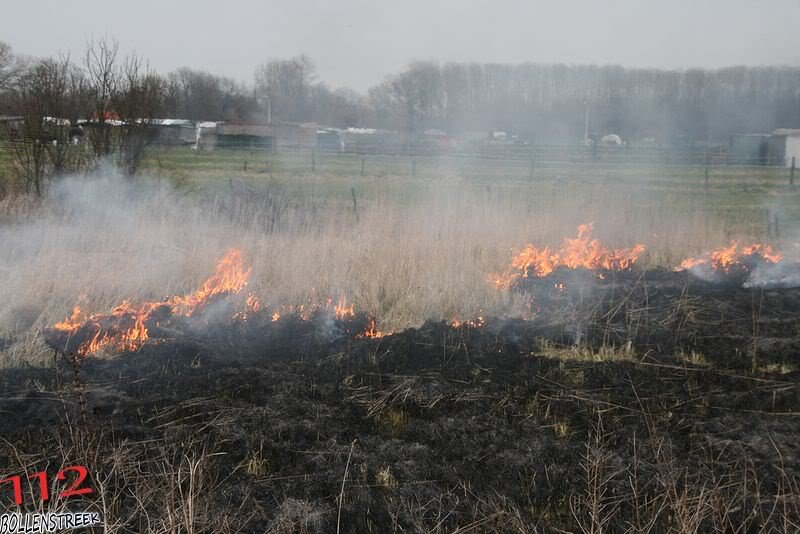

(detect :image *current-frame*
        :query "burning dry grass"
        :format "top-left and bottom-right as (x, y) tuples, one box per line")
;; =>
(0, 169), (784, 366)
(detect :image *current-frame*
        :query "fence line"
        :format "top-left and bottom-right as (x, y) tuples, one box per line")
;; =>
(2, 140), (797, 184)
(0, 138), (789, 165)
(174, 142), (791, 167)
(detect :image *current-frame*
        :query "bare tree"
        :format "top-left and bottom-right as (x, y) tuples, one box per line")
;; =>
(0, 41), (20, 91)
(164, 67), (258, 121)
(254, 55), (316, 122)
(112, 53), (164, 175)
(2, 56), (84, 195)
(82, 37), (164, 175)
(82, 37), (120, 160)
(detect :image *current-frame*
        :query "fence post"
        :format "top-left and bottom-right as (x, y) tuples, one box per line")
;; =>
(704, 167), (709, 191)
(243, 159), (248, 173)
(767, 209), (772, 237)
(791, 156), (796, 186)
(360, 157), (365, 177)
(351, 187), (359, 223)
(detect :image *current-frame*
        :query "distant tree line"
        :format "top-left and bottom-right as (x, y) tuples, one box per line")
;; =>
(2, 37), (800, 194)
(369, 61), (800, 143)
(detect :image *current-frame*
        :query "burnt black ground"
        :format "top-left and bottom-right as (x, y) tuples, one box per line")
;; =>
(2, 271), (800, 532)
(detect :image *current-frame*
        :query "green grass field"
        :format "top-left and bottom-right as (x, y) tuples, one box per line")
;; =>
(146, 145), (800, 239)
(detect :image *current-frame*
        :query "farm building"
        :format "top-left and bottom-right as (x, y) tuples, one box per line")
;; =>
(151, 119), (196, 145)
(214, 122), (317, 150)
(0, 115), (24, 135)
(195, 121), (217, 151)
(730, 133), (769, 165)
(339, 128), (404, 152)
(420, 129), (457, 151)
(316, 128), (343, 151)
(599, 134), (623, 146)
(768, 129), (800, 167)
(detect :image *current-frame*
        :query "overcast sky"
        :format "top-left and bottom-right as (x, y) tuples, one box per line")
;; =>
(3, 0), (799, 91)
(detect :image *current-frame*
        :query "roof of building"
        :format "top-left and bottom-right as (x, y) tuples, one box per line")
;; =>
(772, 129), (800, 137)
(153, 119), (195, 127)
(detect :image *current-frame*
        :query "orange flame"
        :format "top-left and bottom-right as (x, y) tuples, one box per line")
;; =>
(677, 241), (782, 272)
(490, 224), (646, 289)
(53, 249), (252, 356)
(169, 249), (251, 314)
(332, 296), (355, 320)
(450, 316), (484, 328)
(52, 250), (395, 356)
(356, 316), (385, 339)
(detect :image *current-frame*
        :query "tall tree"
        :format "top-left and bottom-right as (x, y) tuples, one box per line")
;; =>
(164, 67), (258, 121)
(254, 55), (316, 122)
(82, 37), (164, 175)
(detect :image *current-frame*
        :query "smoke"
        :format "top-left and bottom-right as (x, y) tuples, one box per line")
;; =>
(0, 168), (248, 335)
(1, 161), (795, 361)
(744, 263), (800, 289)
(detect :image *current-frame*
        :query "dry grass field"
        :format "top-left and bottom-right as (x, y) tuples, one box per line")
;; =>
(1, 148), (799, 366)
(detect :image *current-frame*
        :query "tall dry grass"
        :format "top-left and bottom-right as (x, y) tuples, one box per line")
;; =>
(0, 169), (773, 366)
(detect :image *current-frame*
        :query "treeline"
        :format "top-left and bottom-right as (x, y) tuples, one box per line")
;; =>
(2, 37), (800, 194)
(4, 38), (799, 143)
(371, 62), (800, 143)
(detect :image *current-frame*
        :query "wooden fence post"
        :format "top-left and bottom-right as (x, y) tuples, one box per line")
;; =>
(351, 187), (359, 223)
(767, 209), (772, 237)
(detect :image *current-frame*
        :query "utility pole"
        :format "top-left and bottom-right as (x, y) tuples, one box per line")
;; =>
(583, 100), (590, 144)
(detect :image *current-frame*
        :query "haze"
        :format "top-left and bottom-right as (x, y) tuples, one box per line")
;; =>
(3, 0), (799, 91)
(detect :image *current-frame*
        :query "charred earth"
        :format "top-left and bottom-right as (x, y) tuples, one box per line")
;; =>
(2, 270), (800, 531)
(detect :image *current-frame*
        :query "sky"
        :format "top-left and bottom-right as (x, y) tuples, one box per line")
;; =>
(2, 0), (800, 91)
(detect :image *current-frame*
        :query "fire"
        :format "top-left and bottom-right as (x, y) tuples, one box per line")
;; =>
(169, 249), (251, 314)
(450, 316), (484, 328)
(50, 249), (394, 356)
(677, 241), (782, 273)
(246, 295), (261, 313)
(356, 316), (385, 338)
(53, 249), (253, 356)
(332, 296), (355, 319)
(490, 224), (646, 289)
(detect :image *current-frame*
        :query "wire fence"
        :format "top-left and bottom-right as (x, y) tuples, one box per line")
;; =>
(1, 139), (797, 186)
(142, 142), (798, 187)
